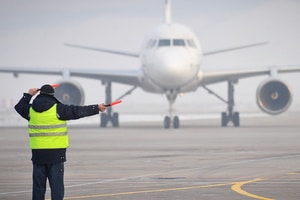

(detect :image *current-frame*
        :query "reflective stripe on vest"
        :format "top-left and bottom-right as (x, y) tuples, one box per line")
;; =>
(29, 132), (67, 137)
(28, 124), (67, 129)
(28, 104), (69, 149)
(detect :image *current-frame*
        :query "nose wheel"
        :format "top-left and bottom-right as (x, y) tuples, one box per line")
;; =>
(164, 90), (180, 129)
(164, 115), (180, 129)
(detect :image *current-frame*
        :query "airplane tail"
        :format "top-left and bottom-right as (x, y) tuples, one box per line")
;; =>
(165, 0), (172, 24)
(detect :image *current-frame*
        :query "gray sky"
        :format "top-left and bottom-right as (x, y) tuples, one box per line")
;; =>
(0, 0), (300, 114)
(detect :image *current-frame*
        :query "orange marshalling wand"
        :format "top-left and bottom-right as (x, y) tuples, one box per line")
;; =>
(51, 84), (60, 89)
(105, 100), (122, 107)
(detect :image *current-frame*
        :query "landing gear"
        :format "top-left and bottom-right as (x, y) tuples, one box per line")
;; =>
(221, 81), (240, 127)
(173, 115), (180, 129)
(203, 80), (240, 127)
(221, 111), (239, 127)
(164, 115), (180, 129)
(100, 82), (119, 127)
(101, 112), (119, 127)
(164, 116), (170, 129)
(100, 82), (137, 128)
(163, 90), (180, 129)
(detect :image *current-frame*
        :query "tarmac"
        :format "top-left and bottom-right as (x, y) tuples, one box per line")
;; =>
(0, 112), (300, 200)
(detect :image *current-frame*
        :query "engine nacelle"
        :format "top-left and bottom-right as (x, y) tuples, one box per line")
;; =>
(256, 78), (292, 115)
(54, 80), (85, 105)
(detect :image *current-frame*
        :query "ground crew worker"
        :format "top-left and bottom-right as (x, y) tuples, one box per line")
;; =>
(14, 84), (107, 200)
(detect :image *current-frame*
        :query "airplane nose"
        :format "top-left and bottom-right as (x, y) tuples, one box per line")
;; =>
(150, 50), (196, 88)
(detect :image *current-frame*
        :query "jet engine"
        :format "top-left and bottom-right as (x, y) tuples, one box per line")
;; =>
(256, 78), (292, 115)
(54, 79), (85, 105)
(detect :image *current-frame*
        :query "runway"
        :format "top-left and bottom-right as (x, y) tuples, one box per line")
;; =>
(0, 112), (299, 200)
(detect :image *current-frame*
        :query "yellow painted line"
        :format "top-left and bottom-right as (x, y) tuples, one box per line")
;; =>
(288, 172), (300, 175)
(63, 182), (231, 199)
(231, 178), (274, 200)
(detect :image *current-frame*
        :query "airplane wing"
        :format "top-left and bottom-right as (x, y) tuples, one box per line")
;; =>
(65, 42), (268, 57)
(203, 42), (268, 56)
(0, 66), (141, 86)
(65, 43), (139, 58)
(70, 68), (140, 85)
(1, 65), (300, 87)
(201, 66), (300, 85)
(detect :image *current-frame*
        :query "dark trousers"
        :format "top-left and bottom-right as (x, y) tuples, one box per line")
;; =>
(32, 162), (64, 200)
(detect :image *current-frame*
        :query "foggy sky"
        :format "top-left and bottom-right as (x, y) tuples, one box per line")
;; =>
(0, 0), (299, 115)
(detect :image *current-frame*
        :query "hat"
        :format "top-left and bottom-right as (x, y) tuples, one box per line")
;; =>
(40, 84), (55, 95)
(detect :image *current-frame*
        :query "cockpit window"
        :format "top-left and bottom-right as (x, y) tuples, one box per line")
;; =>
(158, 39), (171, 46)
(156, 38), (195, 48)
(186, 39), (197, 48)
(173, 39), (185, 46)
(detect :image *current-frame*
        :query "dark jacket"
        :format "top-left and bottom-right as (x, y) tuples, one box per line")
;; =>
(15, 93), (100, 164)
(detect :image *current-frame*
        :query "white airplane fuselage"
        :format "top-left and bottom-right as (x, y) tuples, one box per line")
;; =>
(139, 23), (203, 93)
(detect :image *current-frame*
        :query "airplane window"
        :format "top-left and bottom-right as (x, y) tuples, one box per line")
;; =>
(186, 39), (197, 48)
(173, 39), (185, 46)
(158, 39), (171, 46)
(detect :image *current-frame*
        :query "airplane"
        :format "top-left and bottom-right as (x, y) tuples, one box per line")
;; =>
(1, 0), (300, 129)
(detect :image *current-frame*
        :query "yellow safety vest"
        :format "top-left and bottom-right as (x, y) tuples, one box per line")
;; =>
(28, 104), (69, 149)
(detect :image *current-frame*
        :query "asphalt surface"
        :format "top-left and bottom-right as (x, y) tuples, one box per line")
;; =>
(0, 112), (299, 200)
